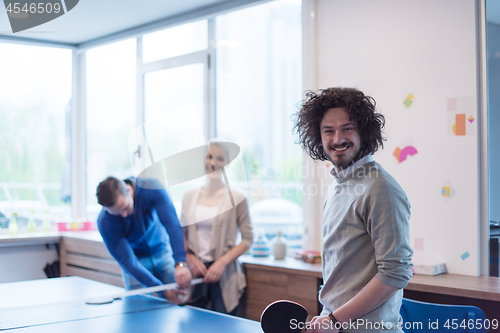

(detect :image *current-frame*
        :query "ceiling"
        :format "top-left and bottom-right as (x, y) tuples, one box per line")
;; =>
(1, 1), (499, 47)
(0, 0), (242, 46)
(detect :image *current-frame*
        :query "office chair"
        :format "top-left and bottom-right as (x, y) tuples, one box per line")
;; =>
(400, 298), (488, 333)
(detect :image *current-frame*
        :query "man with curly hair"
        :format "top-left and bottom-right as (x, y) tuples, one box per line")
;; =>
(294, 88), (413, 333)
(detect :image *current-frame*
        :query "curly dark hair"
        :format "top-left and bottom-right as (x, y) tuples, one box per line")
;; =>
(293, 87), (386, 161)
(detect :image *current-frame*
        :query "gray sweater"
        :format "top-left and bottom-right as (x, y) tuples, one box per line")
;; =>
(319, 161), (413, 332)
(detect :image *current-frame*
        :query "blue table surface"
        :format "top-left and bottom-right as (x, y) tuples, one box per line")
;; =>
(6, 300), (262, 333)
(0, 277), (262, 333)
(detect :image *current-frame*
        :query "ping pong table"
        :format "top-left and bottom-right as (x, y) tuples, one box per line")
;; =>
(0, 277), (262, 333)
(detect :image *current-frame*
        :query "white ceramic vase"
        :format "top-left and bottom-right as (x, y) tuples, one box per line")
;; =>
(271, 231), (287, 260)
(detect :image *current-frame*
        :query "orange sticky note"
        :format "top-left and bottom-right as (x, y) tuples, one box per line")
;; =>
(393, 147), (401, 162)
(455, 114), (466, 136)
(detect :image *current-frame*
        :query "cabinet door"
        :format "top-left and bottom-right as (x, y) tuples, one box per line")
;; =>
(60, 237), (123, 287)
(244, 267), (320, 321)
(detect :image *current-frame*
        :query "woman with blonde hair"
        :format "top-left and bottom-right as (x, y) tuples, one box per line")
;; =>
(181, 141), (253, 315)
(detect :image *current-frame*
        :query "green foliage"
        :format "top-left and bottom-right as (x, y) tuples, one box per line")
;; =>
(44, 189), (70, 206)
(0, 101), (67, 198)
(9, 189), (38, 201)
(242, 149), (259, 177)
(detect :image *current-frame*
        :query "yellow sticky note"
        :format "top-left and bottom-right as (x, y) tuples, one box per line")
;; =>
(441, 186), (451, 197)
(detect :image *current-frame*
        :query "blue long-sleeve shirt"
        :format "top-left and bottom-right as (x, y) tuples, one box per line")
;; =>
(97, 177), (186, 287)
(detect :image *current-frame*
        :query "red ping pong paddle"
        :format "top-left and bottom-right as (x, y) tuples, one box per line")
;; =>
(260, 300), (309, 333)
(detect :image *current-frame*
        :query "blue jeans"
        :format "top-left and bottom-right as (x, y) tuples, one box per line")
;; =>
(122, 247), (176, 290)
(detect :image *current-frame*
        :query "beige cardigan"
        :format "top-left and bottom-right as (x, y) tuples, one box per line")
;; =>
(181, 187), (253, 312)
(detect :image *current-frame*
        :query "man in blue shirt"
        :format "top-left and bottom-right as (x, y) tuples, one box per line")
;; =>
(96, 176), (191, 302)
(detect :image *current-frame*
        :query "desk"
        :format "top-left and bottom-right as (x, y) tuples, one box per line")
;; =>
(0, 277), (262, 333)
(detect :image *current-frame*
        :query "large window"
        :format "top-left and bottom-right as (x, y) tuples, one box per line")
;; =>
(215, 0), (303, 251)
(0, 43), (72, 230)
(86, 21), (209, 219)
(0, 1), (304, 252)
(82, 2), (303, 253)
(143, 63), (206, 210)
(86, 39), (137, 221)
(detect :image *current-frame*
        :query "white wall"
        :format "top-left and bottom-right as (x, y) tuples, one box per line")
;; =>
(0, 244), (59, 283)
(308, 0), (479, 275)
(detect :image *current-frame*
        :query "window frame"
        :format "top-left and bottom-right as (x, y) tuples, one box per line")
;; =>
(133, 20), (216, 174)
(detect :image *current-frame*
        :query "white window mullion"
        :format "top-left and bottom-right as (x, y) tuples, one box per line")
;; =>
(134, 36), (146, 175)
(207, 18), (216, 140)
(72, 50), (87, 220)
(301, 0), (321, 252)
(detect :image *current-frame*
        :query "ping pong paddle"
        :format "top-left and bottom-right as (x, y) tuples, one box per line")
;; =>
(260, 300), (309, 333)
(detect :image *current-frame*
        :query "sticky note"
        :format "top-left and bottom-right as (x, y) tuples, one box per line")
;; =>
(441, 186), (451, 197)
(399, 146), (418, 163)
(414, 238), (424, 251)
(393, 147), (401, 162)
(394, 146), (418, 163)
(403, 99), (413, 108)
(447, 97), (457, 111)
(461, 252), (470, 260)
(455, 114), (466, 136)
(403, 94), (414, 108)
(447, 97), (476, 137)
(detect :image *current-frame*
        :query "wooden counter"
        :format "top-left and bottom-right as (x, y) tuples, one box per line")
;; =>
(0, 231), (62, 247)
(240, 255), (500, 329)
(0, 231), (123, 287)
(0, 230), (102, 247)
(59, 231), (123, 287)
(240, 255), (322, 278)
(240, 255), (322, 321)
(407, 274), (500, 302)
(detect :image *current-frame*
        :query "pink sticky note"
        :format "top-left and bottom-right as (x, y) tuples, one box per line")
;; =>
(414, 238), (424, 251)
(447, 98), (457, 111)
